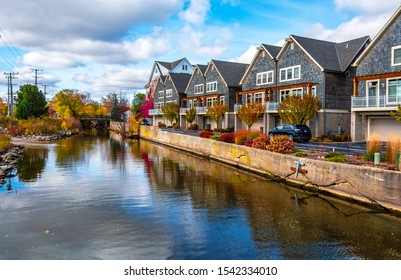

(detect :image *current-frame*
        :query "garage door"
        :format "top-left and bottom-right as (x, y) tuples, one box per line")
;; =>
(369, 118), (401, 140)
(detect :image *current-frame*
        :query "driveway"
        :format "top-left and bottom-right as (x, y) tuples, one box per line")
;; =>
(295, 141), (367, 155)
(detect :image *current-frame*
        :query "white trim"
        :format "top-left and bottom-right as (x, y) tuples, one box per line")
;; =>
(256, 70), (274, 85)
(391, 45), (401, 66)
(194, 84), (204, 95)
(219, 95), (225, 105)
(279, 65), (301, 82)
(366, 79), (380, 107)
(280, 87), (303, 102)
(166, 89), (172, 98)
(158, 90), (164, 99)
(386, 76), (401, 104)
(206, 81), (217, 92)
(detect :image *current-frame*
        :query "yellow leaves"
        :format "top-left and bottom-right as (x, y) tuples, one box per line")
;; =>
(237, 102), (265, 129)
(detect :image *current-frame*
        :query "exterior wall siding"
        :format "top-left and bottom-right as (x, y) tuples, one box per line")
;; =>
(164, 79), (179, 105)
(155, 81), (165, 105)
(242, 51), (276, 91)
(186, 69), (205, 99)
(324, 67), (355, 110)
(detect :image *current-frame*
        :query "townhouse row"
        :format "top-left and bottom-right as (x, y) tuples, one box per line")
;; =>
(145, 5), (401, 141)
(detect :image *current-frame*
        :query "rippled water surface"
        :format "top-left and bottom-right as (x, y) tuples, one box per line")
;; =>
(1, 131), (401, 260)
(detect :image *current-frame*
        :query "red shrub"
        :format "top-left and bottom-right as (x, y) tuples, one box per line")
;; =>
(199, 131), (214, 138)
(220, 132), (235, 143)
(251, 134), (270, 150)
(267, 135), (295, 154)
(244, 138), (254, 147)
(234, 130), (260, 145)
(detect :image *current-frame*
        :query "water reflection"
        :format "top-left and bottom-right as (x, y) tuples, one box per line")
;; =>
(1, 133), (401, 260)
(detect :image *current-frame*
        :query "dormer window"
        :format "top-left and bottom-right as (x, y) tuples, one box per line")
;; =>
(392, 46), (401, 66)
(182, 65), (188, 71)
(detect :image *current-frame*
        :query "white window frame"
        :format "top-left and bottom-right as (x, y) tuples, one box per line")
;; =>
(166, 89), (172, 98)
(219, 96), (225, 105)
(391, 45), (401, 66)
(254, 92), (263, 104)
(280, 88), (304, 102)
(194, 84), (204, 95)
(182, 64), (188, 71)
(256, 71), (274, 85)
(279, 65), (301, 82)
(158, 102), (164, 109)
(158, 90), (164, 99)
(387, 77), (401, 104)
(206, 97), (217, 107)
(206, 81), (217, 92)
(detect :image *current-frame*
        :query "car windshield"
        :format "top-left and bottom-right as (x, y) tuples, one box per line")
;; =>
(294, 125), (309, 129)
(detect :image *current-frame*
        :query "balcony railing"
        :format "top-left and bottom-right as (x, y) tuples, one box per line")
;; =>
(179, 108), (187, 115)
(351, 95), (401, 110)
(195, 106), (207, 114)
(234, 102), (280, 113)
(148, 109), (162, 116)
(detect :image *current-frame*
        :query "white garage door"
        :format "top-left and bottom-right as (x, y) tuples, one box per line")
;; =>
(369, 118), (401, 140)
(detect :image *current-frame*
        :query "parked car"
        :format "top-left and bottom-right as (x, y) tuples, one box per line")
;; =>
(268, 124), (311, 142)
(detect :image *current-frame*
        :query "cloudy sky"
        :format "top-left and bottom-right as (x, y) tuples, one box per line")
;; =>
(0, 0), (400, 100)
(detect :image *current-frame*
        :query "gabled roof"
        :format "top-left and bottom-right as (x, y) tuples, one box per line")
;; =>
(354, 5), (401, 66)
(167, 73), (192, 93)
(240, 43), (281, 84)
(156, 57), (187, 70)
(206, 59), (249, 88)
(261, 44), (281, 59)
(184, 64), (208, 93)
(277, 35), (370, 72)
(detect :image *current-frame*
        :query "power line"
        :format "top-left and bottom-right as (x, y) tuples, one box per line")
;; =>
(4, 72), (18, 116)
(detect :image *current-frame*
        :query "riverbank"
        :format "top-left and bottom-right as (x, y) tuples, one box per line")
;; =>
(140, 125), (401, 216)
(0, 145), (25, 186)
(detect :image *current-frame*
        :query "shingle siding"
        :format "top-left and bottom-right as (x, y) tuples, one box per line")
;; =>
(186, 69), (205, 97)
(242, 51), (276, 91)
(324, 67), (355, 110)
(164, 78), (179, 104)
(357, 14), (401, 78)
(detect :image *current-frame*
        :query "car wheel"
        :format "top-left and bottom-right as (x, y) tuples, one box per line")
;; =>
(288, 134), (294, 141)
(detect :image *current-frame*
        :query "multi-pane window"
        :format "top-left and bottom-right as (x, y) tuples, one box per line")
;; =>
(206, 81), (217, 92)
(256, 71), (273, 85)
(182, 65), (188, 71)
(388, 78), (401, 103)
(219, 96), (225, 105)
(166, 89), (172, 97)
(392, 46), (401, 66)
(194, 84), (204, 94)
(279, 65), (301, 82)
(158, 90), (164, 99)
(280, 88), (303, 101)
(206, 97), (217, 107)
(254, 93), (263, 103)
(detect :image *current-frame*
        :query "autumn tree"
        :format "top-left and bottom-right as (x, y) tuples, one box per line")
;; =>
(278, 94), (322, 125)
(237, 102), (266, 130)
(206, 104), (228, 129)
(161, 102), (180, 125)
(50, 89), (87, 118)
(141, 97), (154, 119)
(15, 84), (48, 119)
(184, 107), (196, 124)
(131, 93), (145, 115)
(102, 92), (130, 121)
(0, 98), (7, 116)
(391, 105), (401, 122)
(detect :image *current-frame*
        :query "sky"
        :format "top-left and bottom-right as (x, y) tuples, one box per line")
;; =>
(0, 0), (400, 101)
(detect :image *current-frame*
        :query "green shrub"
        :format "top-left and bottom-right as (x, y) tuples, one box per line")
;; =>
(324, 151), (347, 163)
(295, 151), (308, 157)
(188, 123), (198, 130)
(158, 122), (166, 128)
(210, 134), (220, 141)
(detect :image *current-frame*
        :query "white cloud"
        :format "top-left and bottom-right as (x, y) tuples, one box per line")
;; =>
(179, 0), (210, 26)
(334, 0), (399, 14)
(230, 45), (257, 63)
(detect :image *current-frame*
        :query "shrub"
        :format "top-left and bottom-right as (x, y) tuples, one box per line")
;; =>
(295, 151), (308, 157)
(188, 123), (198, 130)
(234, 129), (260, 145)
(244, 138), (254, 147)
(0, 134), (12, 151)
(6, 126), (22, 137)
(199, 131), (214, 138)
(267, 135), (295, 154)
(324, 151), (347, 163)
(220, 132), (235, 143)
(251, 134), (270, 150)
(365, 134), (382, 161)
(385, 135), (401, 164)
(158, 122), (166, 128)
(172, 123), (180, 129)
(210, 134), (220, 141)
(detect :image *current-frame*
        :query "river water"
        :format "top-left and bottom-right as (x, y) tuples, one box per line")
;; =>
(1, 131), (401, 260)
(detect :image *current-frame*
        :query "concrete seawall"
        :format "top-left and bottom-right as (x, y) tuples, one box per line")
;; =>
(140, 126), (401, 214)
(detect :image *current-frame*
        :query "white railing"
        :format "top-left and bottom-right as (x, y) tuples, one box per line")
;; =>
(195, 106), (207, 114)
(266, 102), (280, 112)
(179, 108), (187, 115)
(148, 109), (162, 116)
(234, 104), (242, 113)
(351, 95), (401, 109)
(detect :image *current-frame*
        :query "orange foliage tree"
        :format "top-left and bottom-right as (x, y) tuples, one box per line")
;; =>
(278, 95), (321, 125)
(206, 104), (228, 130)
(237, 102), (265, 130)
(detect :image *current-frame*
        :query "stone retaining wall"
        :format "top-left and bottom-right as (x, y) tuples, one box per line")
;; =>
(140, 125), (401, 214)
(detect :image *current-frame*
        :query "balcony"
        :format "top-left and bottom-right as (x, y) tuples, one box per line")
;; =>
(351, 95), (401, 111)
(148, 109), (162, 116)
(195, 106), (207, 114)
(234, 102), (280, 113)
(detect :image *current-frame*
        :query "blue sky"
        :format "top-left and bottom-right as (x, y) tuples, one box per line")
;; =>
(0, 0), (400, 101)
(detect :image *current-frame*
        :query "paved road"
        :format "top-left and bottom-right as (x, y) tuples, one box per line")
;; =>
(295, 141), (367, 155)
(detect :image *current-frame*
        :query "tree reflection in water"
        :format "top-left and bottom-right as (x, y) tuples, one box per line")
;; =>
(17, 147), (48, 182)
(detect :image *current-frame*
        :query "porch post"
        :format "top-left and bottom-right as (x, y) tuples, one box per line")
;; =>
(307, 84), (312, 96)
(353, 78), (358, 97)
(236, 92), (239, 104)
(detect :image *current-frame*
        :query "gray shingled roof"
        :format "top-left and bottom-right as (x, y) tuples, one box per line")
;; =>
(197, 64), (208, 75)
(262, 44), (281, 59)
(212, 60), (249, 87)
(157, 58), (186, 70)
(292, 35), (369, 72)
(168, 73), (192, 93)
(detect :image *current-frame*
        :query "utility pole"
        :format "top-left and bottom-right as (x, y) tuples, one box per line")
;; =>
(30, 68), (43, 86)
(43, 84), (48, 95)
(4, 72), (18, 116)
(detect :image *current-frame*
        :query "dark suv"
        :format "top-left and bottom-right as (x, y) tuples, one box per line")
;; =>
(268, 124), (311, 142)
